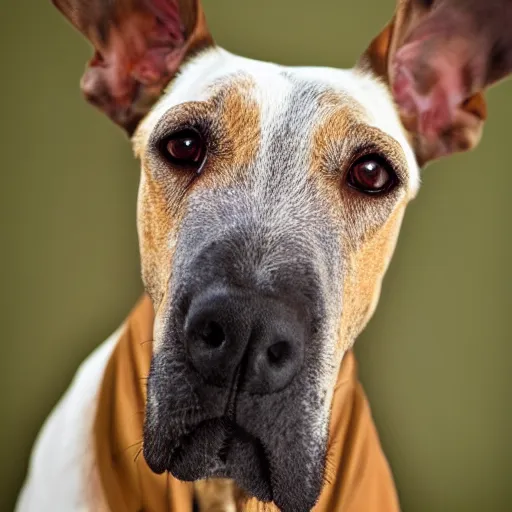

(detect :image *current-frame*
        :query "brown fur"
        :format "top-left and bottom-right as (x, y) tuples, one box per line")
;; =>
(310, 94), (410, 353)
(338, 205), (406, 348)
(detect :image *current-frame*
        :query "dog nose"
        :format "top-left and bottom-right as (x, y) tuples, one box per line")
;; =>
(183, 286), (307, 393)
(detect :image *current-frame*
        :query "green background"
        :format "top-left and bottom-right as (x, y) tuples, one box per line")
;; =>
(1, 0), (511, 510)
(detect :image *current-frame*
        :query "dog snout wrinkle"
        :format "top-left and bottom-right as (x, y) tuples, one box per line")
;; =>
(184, 285), (307, 394)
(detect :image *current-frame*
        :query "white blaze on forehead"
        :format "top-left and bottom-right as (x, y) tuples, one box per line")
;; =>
(135, 48), (420, 199)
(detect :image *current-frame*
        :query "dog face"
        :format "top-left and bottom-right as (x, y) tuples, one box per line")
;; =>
(53, 0), (494, 510)
(134, 53), (418, 509)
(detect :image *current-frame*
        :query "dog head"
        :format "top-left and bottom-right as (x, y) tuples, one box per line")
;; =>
(53, 0), (493, 510)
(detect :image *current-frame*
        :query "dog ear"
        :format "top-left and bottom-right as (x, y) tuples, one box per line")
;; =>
(359, 0), (512, 166)
(52, 0), (213, 134)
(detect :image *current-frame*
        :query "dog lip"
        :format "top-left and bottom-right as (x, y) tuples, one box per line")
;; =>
(144, 412), (326, 512)
(153, 418), (274, 503)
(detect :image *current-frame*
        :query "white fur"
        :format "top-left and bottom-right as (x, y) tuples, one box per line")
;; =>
(16, 328), (122, 512)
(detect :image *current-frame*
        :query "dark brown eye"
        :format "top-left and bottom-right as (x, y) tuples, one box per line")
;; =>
(162, 129), (206, 170)
(347, 156), (396, 195)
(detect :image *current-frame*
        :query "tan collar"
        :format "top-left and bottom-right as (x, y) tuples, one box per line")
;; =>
(94, 295), (400, 511)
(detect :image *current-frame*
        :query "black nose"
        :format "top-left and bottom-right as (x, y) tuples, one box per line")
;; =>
(183, 286), (307, 394)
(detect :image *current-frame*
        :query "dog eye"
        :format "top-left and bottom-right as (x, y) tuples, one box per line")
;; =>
(161, 129), (206, 170)
(347, 155), (397, 195)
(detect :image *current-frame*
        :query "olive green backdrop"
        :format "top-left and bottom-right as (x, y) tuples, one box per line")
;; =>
(1, 0), (511, 510)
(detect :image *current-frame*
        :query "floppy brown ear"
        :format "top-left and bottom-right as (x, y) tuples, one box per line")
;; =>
(359, 0), (501, 167)
(52, 0), (213, 134)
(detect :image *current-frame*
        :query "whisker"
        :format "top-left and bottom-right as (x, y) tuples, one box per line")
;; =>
(140, 339), (154, 346)
(133, 446), (144, 463)
(113, 439), (143, 461)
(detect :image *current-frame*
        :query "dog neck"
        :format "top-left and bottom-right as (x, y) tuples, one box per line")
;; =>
(93, 295), (400, 511)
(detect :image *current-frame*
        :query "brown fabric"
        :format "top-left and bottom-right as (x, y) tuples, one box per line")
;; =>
(94, 296), (194, 512)
(94, 295), (400, 511)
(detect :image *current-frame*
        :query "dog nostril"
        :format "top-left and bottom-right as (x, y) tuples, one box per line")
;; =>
(267, 340), (291, 366)
(199, 321), (225, 348)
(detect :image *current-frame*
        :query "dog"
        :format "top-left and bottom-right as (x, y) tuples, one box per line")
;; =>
(16, 0), (512, 511)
